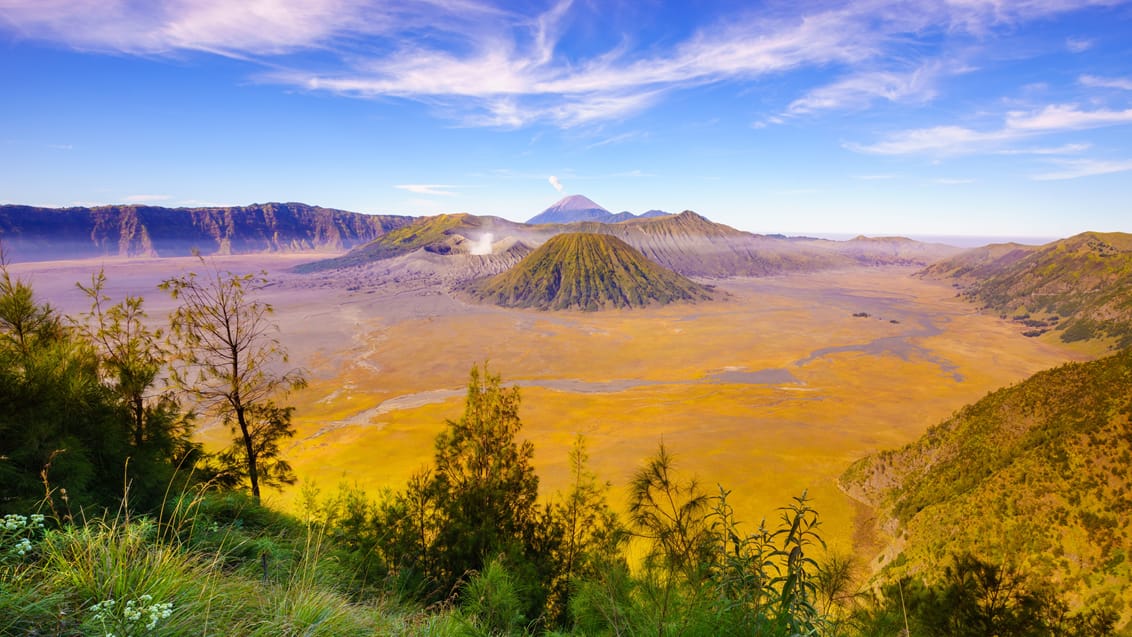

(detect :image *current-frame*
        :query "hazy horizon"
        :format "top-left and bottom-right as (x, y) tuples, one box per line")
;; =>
(0, 196), (1066, 249)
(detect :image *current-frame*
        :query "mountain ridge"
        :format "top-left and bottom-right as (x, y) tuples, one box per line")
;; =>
(2, 201), (964, 281)
(918, 231), (1132, 348)
(297, 210), (962, 281)
(0, 202), (412, 262)
(840, 347), (1132, 623)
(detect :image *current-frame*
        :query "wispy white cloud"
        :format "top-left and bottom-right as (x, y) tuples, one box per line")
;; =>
(585, 130), (648, 149)
(1066, 37), (1093, 52)
(0, 0), (389, 55)
(542, 92), (661, 128)
(939, 0), (1124, 34)
(787, 62), (945, 115)
(124, 193), (172, 203)
(1031, 158), (1132, 180)
(275, 3), (885, 128)
(996, 143), (1091, 155)
(394, 184), (459, 196)
(850, 104), (1132, 155)
(1006, 104), (1132, 131)
(846, 125), (1013, 155)
(1080, 74), (1132, 90)
(1, 0), (1128, 130)
(548, 175), (563, 192)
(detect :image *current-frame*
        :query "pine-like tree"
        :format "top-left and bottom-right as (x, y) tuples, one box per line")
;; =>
(161, 260), (305, 500)
(429, 363), (540, 593)
(0, 254), (125, 509)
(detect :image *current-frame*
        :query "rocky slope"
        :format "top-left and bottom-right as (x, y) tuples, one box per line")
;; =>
(293, 213), (533, 273)
(468, 233), (712, 311)
(299, 210), (960, 281)
(586, 211), (842, 277)
(918, 232), (1132, 347)
(0, 202), (411, 262)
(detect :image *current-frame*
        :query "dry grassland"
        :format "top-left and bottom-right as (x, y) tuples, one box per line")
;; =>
(11, 255), (1082, 554)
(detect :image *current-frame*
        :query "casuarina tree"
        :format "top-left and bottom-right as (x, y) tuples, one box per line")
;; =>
(161, 260), (305, 500)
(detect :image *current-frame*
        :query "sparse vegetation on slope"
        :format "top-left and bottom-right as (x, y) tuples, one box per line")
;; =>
(919, 232), (1132, 347)
(469, 232), (712, 311)
(293, 213), (535, 273)
(294, 213), (477, 272)
(841, 347), (1132, 624)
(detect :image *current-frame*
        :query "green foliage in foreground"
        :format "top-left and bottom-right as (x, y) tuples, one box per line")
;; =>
(2, 486), (1114, 635)
(0, 261), (198, 513)
(1, 253), (306, 515)
(0, 492), (422, 636)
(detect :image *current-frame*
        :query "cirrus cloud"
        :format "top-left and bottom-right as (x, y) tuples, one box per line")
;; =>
(1031, 158), (1132, 180)
(394, 184), (459, 196)
(1, 0), (1129, 130)
(849, 104), (1132, 156)
(1079, 75), (1132, 91)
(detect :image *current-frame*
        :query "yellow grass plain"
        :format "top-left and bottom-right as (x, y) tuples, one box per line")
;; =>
(11, 255), (1084, 556)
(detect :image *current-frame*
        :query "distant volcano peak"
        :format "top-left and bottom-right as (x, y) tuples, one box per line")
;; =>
(527, 195), (611, 224)
(548, 194), (608, 213)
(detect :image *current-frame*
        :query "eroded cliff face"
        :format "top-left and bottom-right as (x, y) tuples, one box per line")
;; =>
(0, 203), (413, 261)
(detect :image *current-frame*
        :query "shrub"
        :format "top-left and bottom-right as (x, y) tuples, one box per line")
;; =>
(460, 556), (527, 636)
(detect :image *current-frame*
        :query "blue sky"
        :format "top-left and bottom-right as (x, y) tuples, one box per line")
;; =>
(2, 0), (1131, 238)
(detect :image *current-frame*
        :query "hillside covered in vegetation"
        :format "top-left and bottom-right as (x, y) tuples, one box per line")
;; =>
(468, 232), (712, 311)
(841, 347), (1132, 624)
(1, 256), (1121, 635)
(919, 232), (1132, 348)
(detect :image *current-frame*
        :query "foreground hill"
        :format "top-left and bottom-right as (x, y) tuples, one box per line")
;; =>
(468, 232), (712, 311)
(0, 203), (412, 262)
(919, 232), (1132, 348)
(841, 348), (1132, 622)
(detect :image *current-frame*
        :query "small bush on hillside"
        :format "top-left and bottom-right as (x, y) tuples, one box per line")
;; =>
(460, 556), (528, 635)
